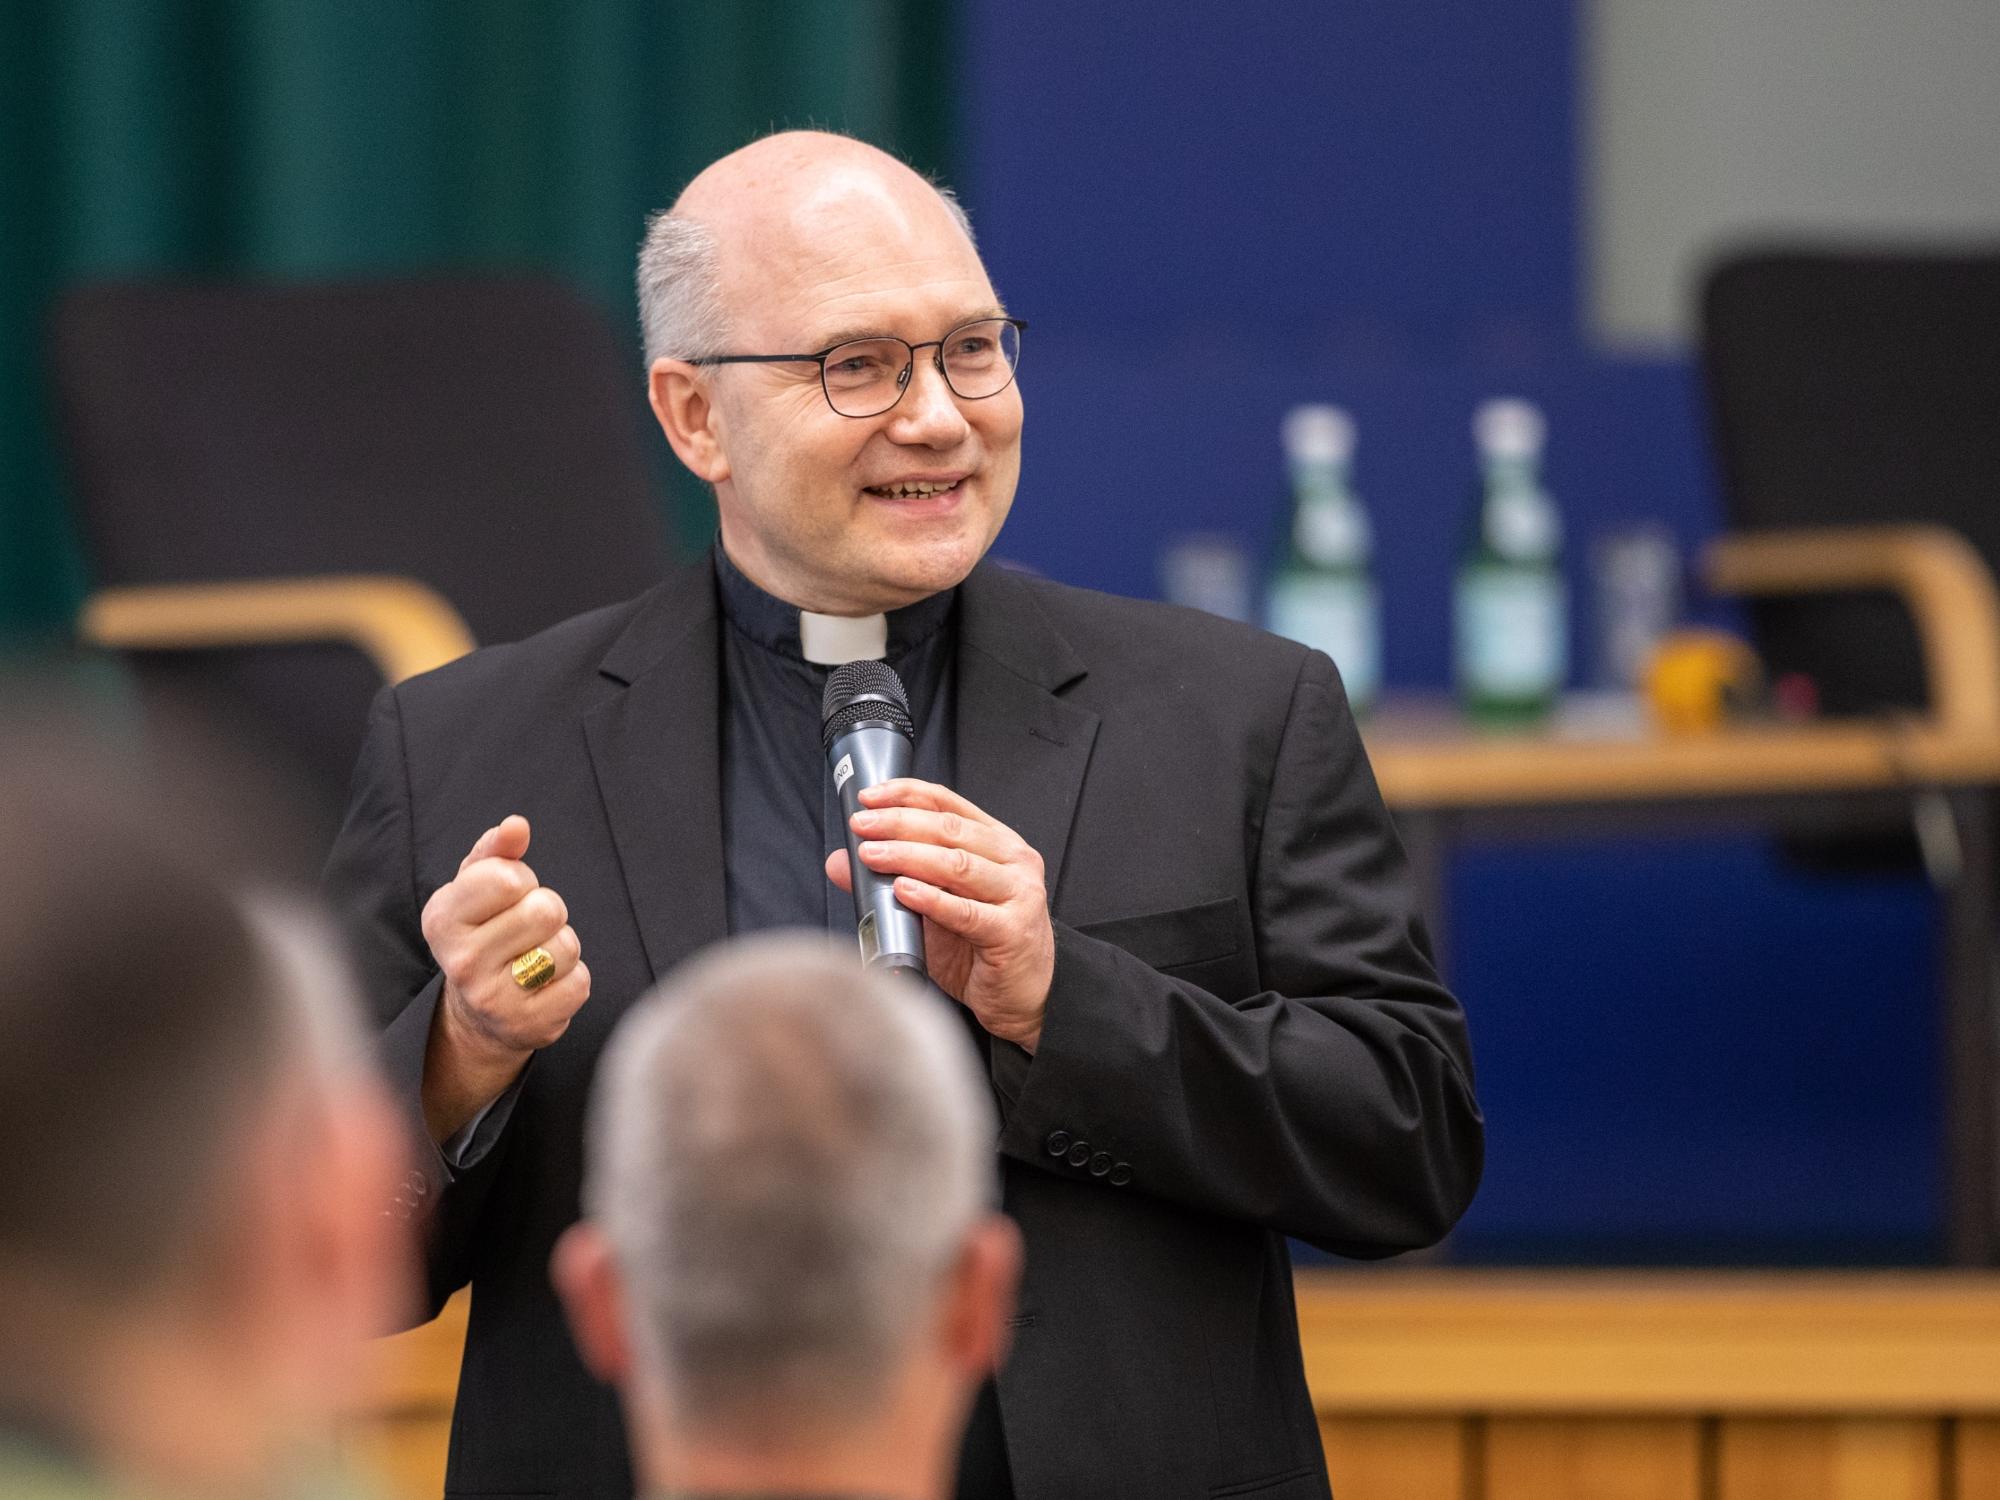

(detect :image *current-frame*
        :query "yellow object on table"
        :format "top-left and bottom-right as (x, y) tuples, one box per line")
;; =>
(1644, 628), (1762, 733)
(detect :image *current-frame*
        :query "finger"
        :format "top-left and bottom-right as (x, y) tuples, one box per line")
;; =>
(522, 923), (583, 985)
(850, 804), (1017, 862)
(857, 779), (993, 824)
(892, 876), (997, 943)
(442, 857), (542, 928)
(505, 961), (592, 1049)
(491, 815), (532, 862)
(459, 825), (499, 874)
(549, 922), (582, 970)
(824, 848), (854, 893)
(858, 839), (1013, 902)
(471, 885), (570, 965)
(458, 814), (533, 873)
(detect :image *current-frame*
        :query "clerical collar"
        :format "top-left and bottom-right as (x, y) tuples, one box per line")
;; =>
(712, 541), (955, 664)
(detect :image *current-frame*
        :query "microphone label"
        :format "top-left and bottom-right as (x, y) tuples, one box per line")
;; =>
(833, 752), (855, 791)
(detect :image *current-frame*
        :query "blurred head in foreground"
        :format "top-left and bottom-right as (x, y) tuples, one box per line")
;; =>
(554, 935), (1020, 1500)
(0, 736), (410, 1497)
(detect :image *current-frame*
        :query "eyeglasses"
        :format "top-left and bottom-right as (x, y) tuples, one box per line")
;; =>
(688, 316), (1026, 419)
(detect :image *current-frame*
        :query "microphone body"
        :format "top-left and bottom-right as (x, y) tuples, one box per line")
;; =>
(829, 722), (926, 972)
(822, 663), (926, 974)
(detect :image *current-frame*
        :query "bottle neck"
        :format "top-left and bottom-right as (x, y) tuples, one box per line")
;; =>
(1476, 456), (1557, 561)
(1289, 461), (1369, 566)
(1481, 454), (1540, 493)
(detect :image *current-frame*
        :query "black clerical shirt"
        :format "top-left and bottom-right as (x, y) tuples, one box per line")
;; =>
(713, 543), (956, 942)
(710, 545), (1014, 1500)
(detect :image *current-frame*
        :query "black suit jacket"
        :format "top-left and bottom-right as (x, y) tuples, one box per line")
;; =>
(326, 554), (1483, 1500)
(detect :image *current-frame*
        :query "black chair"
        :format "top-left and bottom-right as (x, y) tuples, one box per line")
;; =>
(1700, 247), (2000, 870)
(51, 277), (674, 854)
(1701, 247), (2000, 724)
(1698, 248), (2000, 1265)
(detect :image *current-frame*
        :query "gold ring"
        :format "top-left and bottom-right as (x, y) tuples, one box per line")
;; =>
(510, 946), (557, 992)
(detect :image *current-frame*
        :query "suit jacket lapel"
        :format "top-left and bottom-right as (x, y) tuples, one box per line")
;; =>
(955, 563), (1100, 906)
(583, 554), (728, 982)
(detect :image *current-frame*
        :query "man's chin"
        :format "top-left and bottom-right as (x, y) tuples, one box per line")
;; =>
(860, 528), (993, 605)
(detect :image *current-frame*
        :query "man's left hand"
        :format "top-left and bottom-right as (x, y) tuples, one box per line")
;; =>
(824, 778), (1053, 1052)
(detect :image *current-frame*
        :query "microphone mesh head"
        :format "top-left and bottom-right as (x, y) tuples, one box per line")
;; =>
(821, 659), (914, 749)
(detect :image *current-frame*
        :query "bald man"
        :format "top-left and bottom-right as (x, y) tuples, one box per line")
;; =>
(327, 131), (1482, 1500)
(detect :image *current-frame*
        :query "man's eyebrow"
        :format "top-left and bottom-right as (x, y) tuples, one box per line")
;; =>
(803, 307), (1011, 351)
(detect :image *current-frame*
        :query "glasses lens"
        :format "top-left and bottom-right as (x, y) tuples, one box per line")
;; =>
(941, 319), (1021, 400)
(822, 338), (911, 417)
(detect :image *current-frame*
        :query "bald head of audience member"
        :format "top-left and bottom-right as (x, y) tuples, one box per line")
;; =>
(0, 748), (410, 1497)
(554, 936), (1022, 1500)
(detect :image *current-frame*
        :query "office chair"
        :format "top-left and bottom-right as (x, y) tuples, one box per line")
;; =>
(1699, 246), (2000, 871)
(51, 276), (674, 854)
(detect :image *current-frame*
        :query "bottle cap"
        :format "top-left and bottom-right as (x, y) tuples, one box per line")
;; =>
(1282, 404), (1355, 466)
(1474, 398), (1545, 461)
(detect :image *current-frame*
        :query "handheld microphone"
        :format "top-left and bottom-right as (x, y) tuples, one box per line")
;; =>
(822, 660), (926, 974)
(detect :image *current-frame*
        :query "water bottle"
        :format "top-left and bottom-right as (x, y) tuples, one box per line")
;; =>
(1454, 398), (1566, 726)
(1266, 404), (1381, 712)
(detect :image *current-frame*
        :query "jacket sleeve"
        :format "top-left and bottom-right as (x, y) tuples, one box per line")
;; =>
(324, 684), (512, 1318)
(995, 650), (1484, 1256)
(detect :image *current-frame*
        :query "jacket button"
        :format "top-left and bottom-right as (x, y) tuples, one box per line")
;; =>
(1109, 1163), (1133, 1186)
(1045, 1130), (1072, 1157)
(1065, 1141), (1092, 1168)
(1088, 1152), (1113, 1177)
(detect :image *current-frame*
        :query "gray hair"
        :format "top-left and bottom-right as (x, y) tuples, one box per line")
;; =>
(636, 182), (978, 366)
(584, 934), (997, 1435)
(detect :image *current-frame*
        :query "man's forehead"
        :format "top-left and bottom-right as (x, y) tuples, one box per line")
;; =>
(705, 168), (995, 343)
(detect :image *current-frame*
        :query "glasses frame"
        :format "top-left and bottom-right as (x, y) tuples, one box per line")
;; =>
(686, 316), (1027, 418)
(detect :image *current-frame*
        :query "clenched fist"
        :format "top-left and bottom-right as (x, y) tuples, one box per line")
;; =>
(417, 815), (589, 1141)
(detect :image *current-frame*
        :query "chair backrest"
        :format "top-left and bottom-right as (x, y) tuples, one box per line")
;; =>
(50, 277), (674, 851)
(1700, 248), (2000, 719)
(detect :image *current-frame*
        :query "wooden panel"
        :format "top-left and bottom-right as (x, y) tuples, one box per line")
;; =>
(341, 1415), (453, 1500)
(356, 1290), (468, 1410)
(1297, 1271), (2000, 1413)
(1317, 1416), (1466, 1500)
(1960, 1419), (2000, 1500)
(1716, 1417), (1941, 1500)
(341, 1290), (467, 1500)
(1485, 1417), (1703, 1500)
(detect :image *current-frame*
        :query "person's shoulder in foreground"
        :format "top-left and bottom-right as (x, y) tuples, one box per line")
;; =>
(0, 727), (410, 1500)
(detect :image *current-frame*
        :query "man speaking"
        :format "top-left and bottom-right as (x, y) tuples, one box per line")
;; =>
(327, 130), (1482, 1500)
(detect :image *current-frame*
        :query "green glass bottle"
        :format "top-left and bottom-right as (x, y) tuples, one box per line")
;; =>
(1454, 398), (1566, 727)
(1266, 404), (1380, 713)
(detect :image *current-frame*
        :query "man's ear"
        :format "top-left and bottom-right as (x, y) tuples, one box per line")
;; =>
(321, 1084), (423, 1344)
(939, 1214), (1024, 1377)
(200, 1078), (416, 1419)
(551, 1221), (637, 1386)
(649, 361), (731, 485)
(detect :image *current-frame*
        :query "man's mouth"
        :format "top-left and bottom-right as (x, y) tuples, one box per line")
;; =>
(863, 478), (964, 500)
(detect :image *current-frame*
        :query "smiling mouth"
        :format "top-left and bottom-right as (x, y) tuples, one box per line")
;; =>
(863, 479), (964, 499)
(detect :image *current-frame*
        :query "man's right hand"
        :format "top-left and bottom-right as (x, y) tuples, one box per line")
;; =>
(417, 815), (590, 1143)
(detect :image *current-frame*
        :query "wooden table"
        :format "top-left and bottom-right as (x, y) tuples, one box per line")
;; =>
(1362, 696), (2000, 1265)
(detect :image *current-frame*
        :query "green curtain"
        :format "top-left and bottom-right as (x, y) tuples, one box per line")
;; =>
(0, 0), (957, 641)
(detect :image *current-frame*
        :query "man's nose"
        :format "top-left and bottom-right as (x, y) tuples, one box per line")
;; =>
(889, 354), (971, 445)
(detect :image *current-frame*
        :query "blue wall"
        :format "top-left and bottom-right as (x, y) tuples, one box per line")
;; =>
(958, 0), (1941, 1261)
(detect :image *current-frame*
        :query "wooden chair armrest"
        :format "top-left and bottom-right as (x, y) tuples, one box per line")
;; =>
(1705, 524), (2000, 734)
(78, 576), (476, 685)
